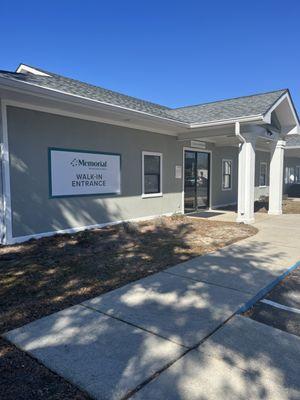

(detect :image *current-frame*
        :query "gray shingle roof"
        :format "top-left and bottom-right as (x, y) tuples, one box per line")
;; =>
(0, 65), (289, 125)
(168, 90), (287, 124)
(0, 69), (175, 120)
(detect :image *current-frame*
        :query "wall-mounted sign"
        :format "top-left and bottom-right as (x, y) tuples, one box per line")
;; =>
(190, 140), (206, 149)
(49, 148), (121, 197)
(175, 165), (182, 179)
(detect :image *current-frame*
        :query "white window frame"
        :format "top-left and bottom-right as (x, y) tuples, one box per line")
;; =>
(142, 151), (163, 198)
(288, 167), (295, 184)
(259, 162), (268, 187)
(285, 166), (289, 184)
(296, 166), (300, 184)
(222, 159), (232, 191)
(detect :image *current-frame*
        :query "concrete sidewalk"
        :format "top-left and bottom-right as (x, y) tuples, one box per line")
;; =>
(133, 315), (300, 400)
(4, 214), (300, 400)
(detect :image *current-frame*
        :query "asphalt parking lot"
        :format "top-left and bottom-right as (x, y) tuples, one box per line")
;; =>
(246, 265), (300, 337)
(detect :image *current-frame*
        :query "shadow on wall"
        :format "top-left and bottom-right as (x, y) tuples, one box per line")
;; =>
(3, 238), (299, 399)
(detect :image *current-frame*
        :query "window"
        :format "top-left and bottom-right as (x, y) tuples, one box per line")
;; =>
(142, 152), (162, 197)
(259, 162), (267, 187)
(296, 166), (300, 184)
(222, 159), (232, 190)
(285, 167), (295, 184)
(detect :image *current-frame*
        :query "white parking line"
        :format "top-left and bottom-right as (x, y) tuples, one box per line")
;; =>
(260, 299), (300, 315)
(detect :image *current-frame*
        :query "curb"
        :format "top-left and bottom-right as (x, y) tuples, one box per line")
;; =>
(238, 260), (300, 314)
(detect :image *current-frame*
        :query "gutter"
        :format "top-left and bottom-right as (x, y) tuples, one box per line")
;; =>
(189, 115), (265, 129)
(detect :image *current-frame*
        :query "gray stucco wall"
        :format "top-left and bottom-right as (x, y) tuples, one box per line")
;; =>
(7, 106), (185, 237)
(210, 146), (238, 207)
(254, 150), (270, 200)
(7, 106), (242, 238)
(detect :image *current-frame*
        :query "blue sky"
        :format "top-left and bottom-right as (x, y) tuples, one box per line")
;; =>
(1, 0), (300, 110)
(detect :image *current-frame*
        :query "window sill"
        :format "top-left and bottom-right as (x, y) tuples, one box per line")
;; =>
(142, 193), (163, 199)
(259, 185), (267, 188)
(221, 188), (232, 192)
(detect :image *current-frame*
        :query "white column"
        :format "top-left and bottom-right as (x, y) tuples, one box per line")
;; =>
(237, 135), (256, 224)
(268, 139), (285, 215)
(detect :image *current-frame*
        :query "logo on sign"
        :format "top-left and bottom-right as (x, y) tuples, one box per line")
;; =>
(70, 158), (108, 168)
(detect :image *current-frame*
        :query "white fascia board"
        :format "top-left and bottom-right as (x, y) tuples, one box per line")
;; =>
(285, 125), (300, 135)
(16, 64), (51, 76)
(0, 76), (190, 130)
(189, 114), (264, 129)
(263, 92), (299, 126)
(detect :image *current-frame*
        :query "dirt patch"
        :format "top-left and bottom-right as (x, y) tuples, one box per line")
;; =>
(254, 199), (300, 214)
(220, 199), (300, 214)
(281, 199), (300, 214)
(0, 215), (257, 399)
(0, 337), (90, 400)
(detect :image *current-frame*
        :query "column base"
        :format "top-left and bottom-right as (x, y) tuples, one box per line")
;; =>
(268, 210), (282, 216)
(236, 216), (255, 224)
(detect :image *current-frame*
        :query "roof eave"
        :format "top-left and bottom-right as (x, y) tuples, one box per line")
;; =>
(0, 76), (191, 131)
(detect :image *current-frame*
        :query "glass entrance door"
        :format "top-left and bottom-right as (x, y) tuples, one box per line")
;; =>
(184, 150), (210, 212)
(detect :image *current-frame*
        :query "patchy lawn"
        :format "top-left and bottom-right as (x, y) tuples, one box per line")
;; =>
(0, 215), (257, 400)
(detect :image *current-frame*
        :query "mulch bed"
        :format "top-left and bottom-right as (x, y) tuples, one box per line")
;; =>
(0, 215), (257, 399)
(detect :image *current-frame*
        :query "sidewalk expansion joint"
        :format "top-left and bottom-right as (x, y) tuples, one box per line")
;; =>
(162, 270), (252, 295)
(121, 312), (237, 400)
(81, 304), (189, 349)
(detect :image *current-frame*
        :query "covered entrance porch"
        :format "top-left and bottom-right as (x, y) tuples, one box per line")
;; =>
(178, 91), (299, 223)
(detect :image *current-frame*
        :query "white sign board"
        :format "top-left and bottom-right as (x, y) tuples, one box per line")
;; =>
(175, 165), (182, 179)
(49, 148), (121, 197)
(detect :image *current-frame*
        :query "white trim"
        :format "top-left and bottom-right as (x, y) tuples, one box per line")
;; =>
(222, 159), (232, 191)
(296, 165), (300, 184)
(0, 102), (12, 244)
(259, 161), (268, 187)
(190, 115), (264, 128)
(260, 299), (300, 315)
(263, 92), (299, 127)
(285, 166), (296, 184)
(7, 212), (177, 245)
(182, 147), (212, 213)
(16, 64), (51, 76)
(285, 145), (300, 150)
(142, 151), (163, 198)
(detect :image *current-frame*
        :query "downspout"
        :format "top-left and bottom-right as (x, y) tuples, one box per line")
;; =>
(235, 121), (245, 144)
